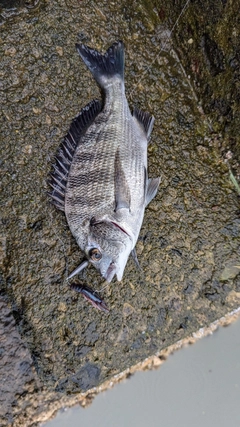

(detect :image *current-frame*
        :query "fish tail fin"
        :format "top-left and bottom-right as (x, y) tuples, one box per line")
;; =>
(76, 41), (124, 87)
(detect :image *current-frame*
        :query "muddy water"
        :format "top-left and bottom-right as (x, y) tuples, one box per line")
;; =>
(0, 0), (239, 397)
(44, 316), (240, 427)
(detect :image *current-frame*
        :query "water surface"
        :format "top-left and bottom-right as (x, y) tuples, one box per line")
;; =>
(45, 317), (240, 427)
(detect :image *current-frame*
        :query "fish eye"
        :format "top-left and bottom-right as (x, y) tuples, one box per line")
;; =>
(89, 248), (102, 261)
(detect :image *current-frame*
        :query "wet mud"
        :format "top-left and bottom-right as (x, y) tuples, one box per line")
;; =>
(0, 0), (239, 425)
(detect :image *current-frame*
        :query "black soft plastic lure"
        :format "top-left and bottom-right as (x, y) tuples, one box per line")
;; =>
(70, 283), (109, 313)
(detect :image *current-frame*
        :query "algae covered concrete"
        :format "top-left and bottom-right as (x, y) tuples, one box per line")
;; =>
(0, 0), (239, 425)
(155, 0), (240, 170)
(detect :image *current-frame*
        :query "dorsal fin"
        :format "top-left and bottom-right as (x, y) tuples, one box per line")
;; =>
(133, 108), (155, 141)
(48, 99), (102, 211)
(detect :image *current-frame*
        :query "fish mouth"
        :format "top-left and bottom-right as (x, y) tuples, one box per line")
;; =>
(104, 262), (117, 282)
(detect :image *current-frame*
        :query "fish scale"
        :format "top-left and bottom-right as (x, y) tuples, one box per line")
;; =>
(66, 106), (136, 225)
(49, 40), (160, 304)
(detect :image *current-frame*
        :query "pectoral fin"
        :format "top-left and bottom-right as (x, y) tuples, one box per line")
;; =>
(145, 177), (161, 206)
(114, 149), (131, 211)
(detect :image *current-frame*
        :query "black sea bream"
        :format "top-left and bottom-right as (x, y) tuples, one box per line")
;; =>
(49, 40), (160, 290)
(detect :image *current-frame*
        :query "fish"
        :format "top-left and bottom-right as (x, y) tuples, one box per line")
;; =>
(49, 40), (160, 292)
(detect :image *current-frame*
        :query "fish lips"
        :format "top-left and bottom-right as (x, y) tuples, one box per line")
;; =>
(102, 248), (131, 282)
(104, 262), (117, 282)
(102, 262), (126, 282)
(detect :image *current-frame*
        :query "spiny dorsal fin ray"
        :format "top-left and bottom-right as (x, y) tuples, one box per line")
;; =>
(145, 177), (161, 207)
(76, 41), (124, 88)
(133, 108), (155, 141)
(68, 98), (102, 144)
(48, 99), (102, 211)
(114, 149), (131, 211)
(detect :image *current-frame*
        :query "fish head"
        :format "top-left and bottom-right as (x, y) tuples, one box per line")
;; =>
(85, 218), (133, 282)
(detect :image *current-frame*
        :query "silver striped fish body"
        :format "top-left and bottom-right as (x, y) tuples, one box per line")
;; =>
(66, 82), (145, 250)
(49, 41), (160, 282)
